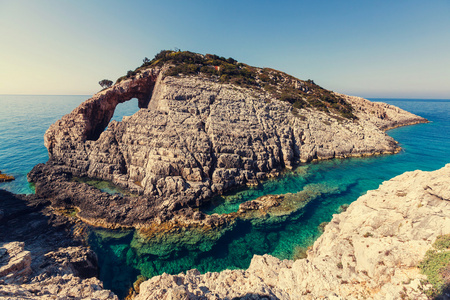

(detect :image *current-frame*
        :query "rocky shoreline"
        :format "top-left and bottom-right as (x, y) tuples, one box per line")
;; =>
(3, 164), (448, 299)
(0, 171), (14, 183)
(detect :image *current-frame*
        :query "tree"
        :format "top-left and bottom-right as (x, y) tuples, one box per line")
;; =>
(99, 79), (113, 89)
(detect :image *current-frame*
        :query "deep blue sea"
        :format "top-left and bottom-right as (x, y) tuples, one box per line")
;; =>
(1, 95), (449, 297)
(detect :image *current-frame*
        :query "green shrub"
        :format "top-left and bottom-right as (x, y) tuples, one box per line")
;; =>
(418, 234), (450, 297)
(293, 100), (306, 109)
(363, 232), (374, 238)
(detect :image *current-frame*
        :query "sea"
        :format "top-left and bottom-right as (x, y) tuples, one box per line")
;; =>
(1, 95), (449, 297)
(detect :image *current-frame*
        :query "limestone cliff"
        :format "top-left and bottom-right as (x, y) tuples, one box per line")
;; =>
(134, 164), (450, 300)
(32, 51), (427, 230)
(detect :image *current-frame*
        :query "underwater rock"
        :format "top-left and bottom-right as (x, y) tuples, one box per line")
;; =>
(233, 183), (341, 227)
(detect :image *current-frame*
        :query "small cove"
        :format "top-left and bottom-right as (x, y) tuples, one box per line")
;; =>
(1, 96), (449, 298)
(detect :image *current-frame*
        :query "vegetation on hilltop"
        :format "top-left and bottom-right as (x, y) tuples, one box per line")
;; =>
(116, 50), (356, 119)
(98, 79), (113, 89)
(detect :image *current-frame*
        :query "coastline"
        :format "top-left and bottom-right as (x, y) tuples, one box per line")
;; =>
(382, 119), (430, 132)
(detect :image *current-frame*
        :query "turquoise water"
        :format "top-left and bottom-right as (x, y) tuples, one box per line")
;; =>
(1, 95), (449, 298)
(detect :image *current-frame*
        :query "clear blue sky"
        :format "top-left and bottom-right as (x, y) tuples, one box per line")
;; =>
(1, 0), (449, 98)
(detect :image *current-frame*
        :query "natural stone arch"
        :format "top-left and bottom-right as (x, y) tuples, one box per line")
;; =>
(44, 67), (161, 157)
(86, 73), (159, 141)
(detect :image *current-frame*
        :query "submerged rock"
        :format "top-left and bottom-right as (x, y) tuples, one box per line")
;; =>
(134, 164), (450, 300)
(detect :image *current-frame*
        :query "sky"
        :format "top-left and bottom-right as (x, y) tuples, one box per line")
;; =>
(0, 0), (449, 98)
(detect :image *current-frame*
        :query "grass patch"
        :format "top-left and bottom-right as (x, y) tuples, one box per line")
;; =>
(434, 234), (450, 250)
(418, 234), (450, 298)
(57, 207), (79, 218)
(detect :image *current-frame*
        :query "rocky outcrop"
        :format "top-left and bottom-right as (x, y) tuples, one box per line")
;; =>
(339, 93), (427, 131)
(0, 189), (117, 299)
(32, 64), (427, 230)
(0, 171), (14, 182)
(134, 164), (450, 300)
(0, 242), (116, 300)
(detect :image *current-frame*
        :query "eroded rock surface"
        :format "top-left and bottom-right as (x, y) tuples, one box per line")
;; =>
(33, 67), (427, 230)
(134, 164), (450, 300)
(0, 190), (117, 299)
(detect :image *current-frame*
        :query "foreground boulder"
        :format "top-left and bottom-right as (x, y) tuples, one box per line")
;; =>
(134, 164), (450, 299)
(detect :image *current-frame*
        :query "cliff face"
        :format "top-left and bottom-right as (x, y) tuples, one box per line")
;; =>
(36, 61), (427, 229)
(134, 164), (450, 300)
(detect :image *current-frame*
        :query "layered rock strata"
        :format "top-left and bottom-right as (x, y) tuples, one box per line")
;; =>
(134, 164), (450, 300)
(33, 66), (427, 230)
(0, 190), (116, 300)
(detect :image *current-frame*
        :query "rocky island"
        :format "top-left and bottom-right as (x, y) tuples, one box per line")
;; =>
(2, 50), (445, 299)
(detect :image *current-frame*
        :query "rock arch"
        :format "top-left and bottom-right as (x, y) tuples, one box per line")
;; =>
(44, 68), (161, 158)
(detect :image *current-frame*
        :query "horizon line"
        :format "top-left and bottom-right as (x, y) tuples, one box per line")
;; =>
(1, 94), (450, 100)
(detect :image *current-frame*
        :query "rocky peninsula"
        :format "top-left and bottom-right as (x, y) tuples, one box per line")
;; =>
(30, 51), (427, 233)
